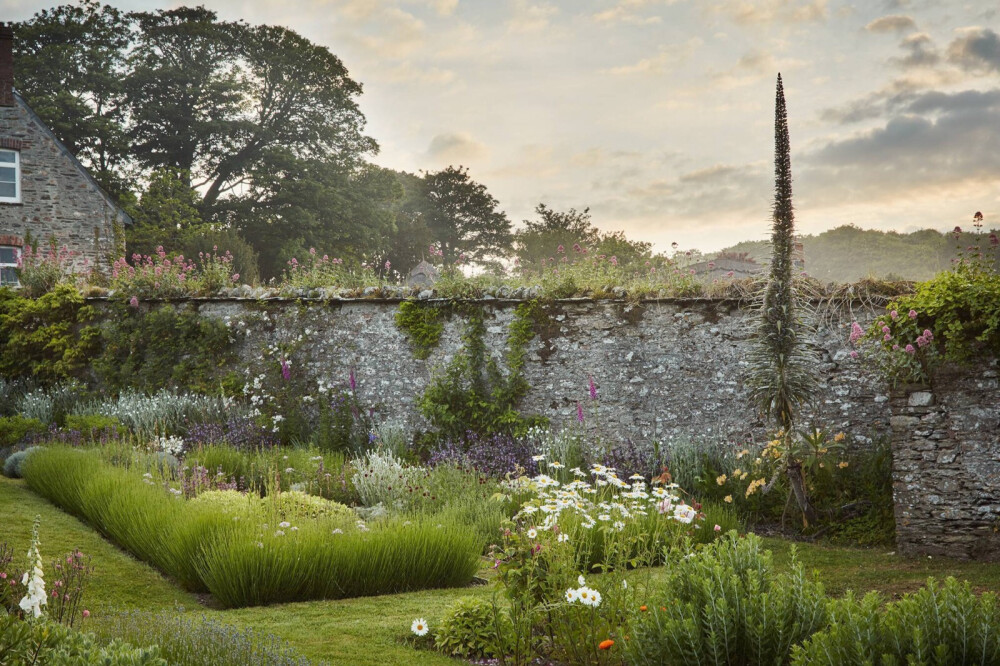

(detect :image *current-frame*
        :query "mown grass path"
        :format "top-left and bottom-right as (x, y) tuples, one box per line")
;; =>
(4, 475), (999, 664)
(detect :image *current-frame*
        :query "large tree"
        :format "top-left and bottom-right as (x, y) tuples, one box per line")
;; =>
(13, 0), (132, 196)
(421, 166), (512, 269)
(514, 203), (652, 268)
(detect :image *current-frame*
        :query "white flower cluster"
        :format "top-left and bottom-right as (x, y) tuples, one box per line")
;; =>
(565, 576), (602, 607)
(154, 435), (185, 457)
(506, 460), (699, 533)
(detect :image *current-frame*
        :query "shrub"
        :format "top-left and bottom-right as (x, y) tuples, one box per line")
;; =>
(0, 285), (100, 384)
(180, 228), (261, 287)
(13, 239), (77, 297)
(434, 596), (513, 659)
(792, 578), (1000, 666)
(625, 533), (829, 666)
(73, 390), (248, 439)
(91, 609), (314, 666)
(0, 613), (165, 665)
(428, 432), (539, 478)
(3, 446), (42, 478)
(23, 448), (482, 607)
(351, 449), (423, 508)
(63, 414), (122, 441)
(0, 416), (46, 447)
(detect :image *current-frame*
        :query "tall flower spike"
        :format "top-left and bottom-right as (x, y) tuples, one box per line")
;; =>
(19, 516), (47, 618)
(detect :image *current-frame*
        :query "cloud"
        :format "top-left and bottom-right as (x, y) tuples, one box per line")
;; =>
(592, 0), (678, 25)
(709, 49), (807, 89)
(891, 32), (940, 68)
(865, 14), (916, 33)
(803, 88), (1000, 202)
(603, 38), (702, 76)
(947, 27), (1000, 74)
(506, 0), (558, 33)
(709, 0), (828, 26)
(426, 132), (489, 162)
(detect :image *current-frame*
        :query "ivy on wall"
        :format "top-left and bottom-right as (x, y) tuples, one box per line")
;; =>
(395, 301), (445, 360)
(416, 300), (548, 444)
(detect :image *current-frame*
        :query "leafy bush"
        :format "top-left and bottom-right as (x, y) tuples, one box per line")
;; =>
(72, 390), (247, 439)
(434, 596), (512, 659)
(0, 285), (99, 384)
(0, 613), (165, 665)
(3, 446), (42, 478)
(625, 533), (829, 666)
(91, 609), (315, 666)
(0, 416), (46, 447)
(428, 432), (539, 477)
(351, 449), (423, 508)
(793, 578), (1000, 666)
(63, 414), (122, 441)
(93, 303), (237, 395)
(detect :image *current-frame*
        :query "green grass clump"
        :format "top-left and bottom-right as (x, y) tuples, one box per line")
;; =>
(21, 447), (482, 608)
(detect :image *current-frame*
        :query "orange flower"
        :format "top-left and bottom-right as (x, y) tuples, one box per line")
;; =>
(639, 605), (648, 612)
(598, 639), (615, 650)
(660, 606), (667, 611)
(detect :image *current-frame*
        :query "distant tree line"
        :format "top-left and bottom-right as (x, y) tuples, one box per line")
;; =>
(720, 224), (999, 283)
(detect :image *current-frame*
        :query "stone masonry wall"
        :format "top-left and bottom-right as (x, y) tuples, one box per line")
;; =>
(0, 96), (124, 270)
(890, 362), (1000, 560)
(130, 296), (891, 448)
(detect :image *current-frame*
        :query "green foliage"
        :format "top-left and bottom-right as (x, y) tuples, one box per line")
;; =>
(63, 414), (121, 440)
(22, 447), (481, 608)
(868, 264), (1000, 383)
(434, 596), (512, 659)
(625, 533), (830, 666)
(793, 578), (1000, 666)
(180, 228), (260, 286)
(0, 416), (46, 447)
(418, 302), (546, 443)
(0, 285), (99, 384)
(90, 610), (318, 666)
(0, 613), (166, 666)
(514, 204), (653, 269)
(93, 303), (236, 394)
(394, 301), (445, 359)
(126, 168), (209, 257)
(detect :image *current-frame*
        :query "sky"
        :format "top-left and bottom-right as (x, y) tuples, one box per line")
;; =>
(5, 0), (1000, 254)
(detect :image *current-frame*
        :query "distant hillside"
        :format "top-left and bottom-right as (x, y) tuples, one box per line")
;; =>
(719, 225), (997, 283)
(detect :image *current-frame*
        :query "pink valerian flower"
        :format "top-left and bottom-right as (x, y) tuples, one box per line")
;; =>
(849, 321), (864, 343)
(557, 245), (565, 254)
(883, 334), (892, 342)
(129, 296), (139, 308)
(892, 344), (899, 351)
(588, 376), (598, 401)
(576, 402), (584, 424)
(908, 309), (918, 319)
(923, 329), (933, 340)
(904, 344), (916, 354)
(384, 260), (391, 271)
(849, 350), (859, 359)
(882, 325), (890, 334)
(610, 256), (618, 266)
(82, 610), (90, 619)
(890, 310), (898, 319)
(714, 524), (722, 532)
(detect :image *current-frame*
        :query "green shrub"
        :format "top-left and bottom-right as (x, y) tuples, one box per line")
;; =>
(0, 285), (99, 384)
(64, 414), (122, 439)
(0, 416), (46, 447)
(434, 596), (512, 659)
(2, 446), (42, 479)
(0, 613), (165, 665)
(792, 578), (1000, 666)
(625, 533), (829, 666)
(22, 448), (482, 608)
(93, 303), (237, 395)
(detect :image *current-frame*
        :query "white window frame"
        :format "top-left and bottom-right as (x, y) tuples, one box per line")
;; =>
(0, 149), (20, 204)
(0, 245), (20, 287)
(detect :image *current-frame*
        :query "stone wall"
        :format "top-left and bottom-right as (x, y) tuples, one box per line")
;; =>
(135, 296), (892, 448)
(0, 94), (126, 270)
(890, 362), (1000, 560)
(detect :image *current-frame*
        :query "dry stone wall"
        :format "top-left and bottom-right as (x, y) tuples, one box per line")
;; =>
(148, 296), (891, 448)
(890, 362), (1000, 560)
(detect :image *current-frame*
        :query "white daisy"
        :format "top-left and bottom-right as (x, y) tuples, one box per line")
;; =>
(526, 528), (538, 539)
(411, 618), (429, 636)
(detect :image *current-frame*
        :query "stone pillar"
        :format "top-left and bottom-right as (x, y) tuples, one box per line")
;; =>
(889, 364), (1000, 560)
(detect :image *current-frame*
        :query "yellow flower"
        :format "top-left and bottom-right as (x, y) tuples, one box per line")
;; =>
(834, 432), (846, 442)
(740, 472), (748, 481)
(838, 461), (849, 469)
(745, 478), (766, 498)
(716, 474), (727, 486)
(724, 495), (733, 504)
(732, 468), (742, 477)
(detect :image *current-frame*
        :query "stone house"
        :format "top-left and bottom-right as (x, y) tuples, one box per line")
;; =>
(0, 23), (130, 287)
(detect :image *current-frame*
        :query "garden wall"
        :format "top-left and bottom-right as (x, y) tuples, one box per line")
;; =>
(97, 296), (891, 448)
(889, 363), (1000, 560)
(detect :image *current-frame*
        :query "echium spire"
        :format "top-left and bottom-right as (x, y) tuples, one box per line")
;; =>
(771, 73), (794, 293)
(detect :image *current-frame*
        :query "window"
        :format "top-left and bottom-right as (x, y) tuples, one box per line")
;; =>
(0, 245), (19, 286)
(0, 149), (20, 203)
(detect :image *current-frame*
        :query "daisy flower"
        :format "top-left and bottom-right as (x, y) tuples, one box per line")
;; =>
(411, 618), (429, 636)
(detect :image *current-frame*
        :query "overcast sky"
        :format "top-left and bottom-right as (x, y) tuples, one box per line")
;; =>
(6, 0), (1000, 253)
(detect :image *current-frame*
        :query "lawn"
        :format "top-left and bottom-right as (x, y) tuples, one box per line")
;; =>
(3, 474), (999, 665)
